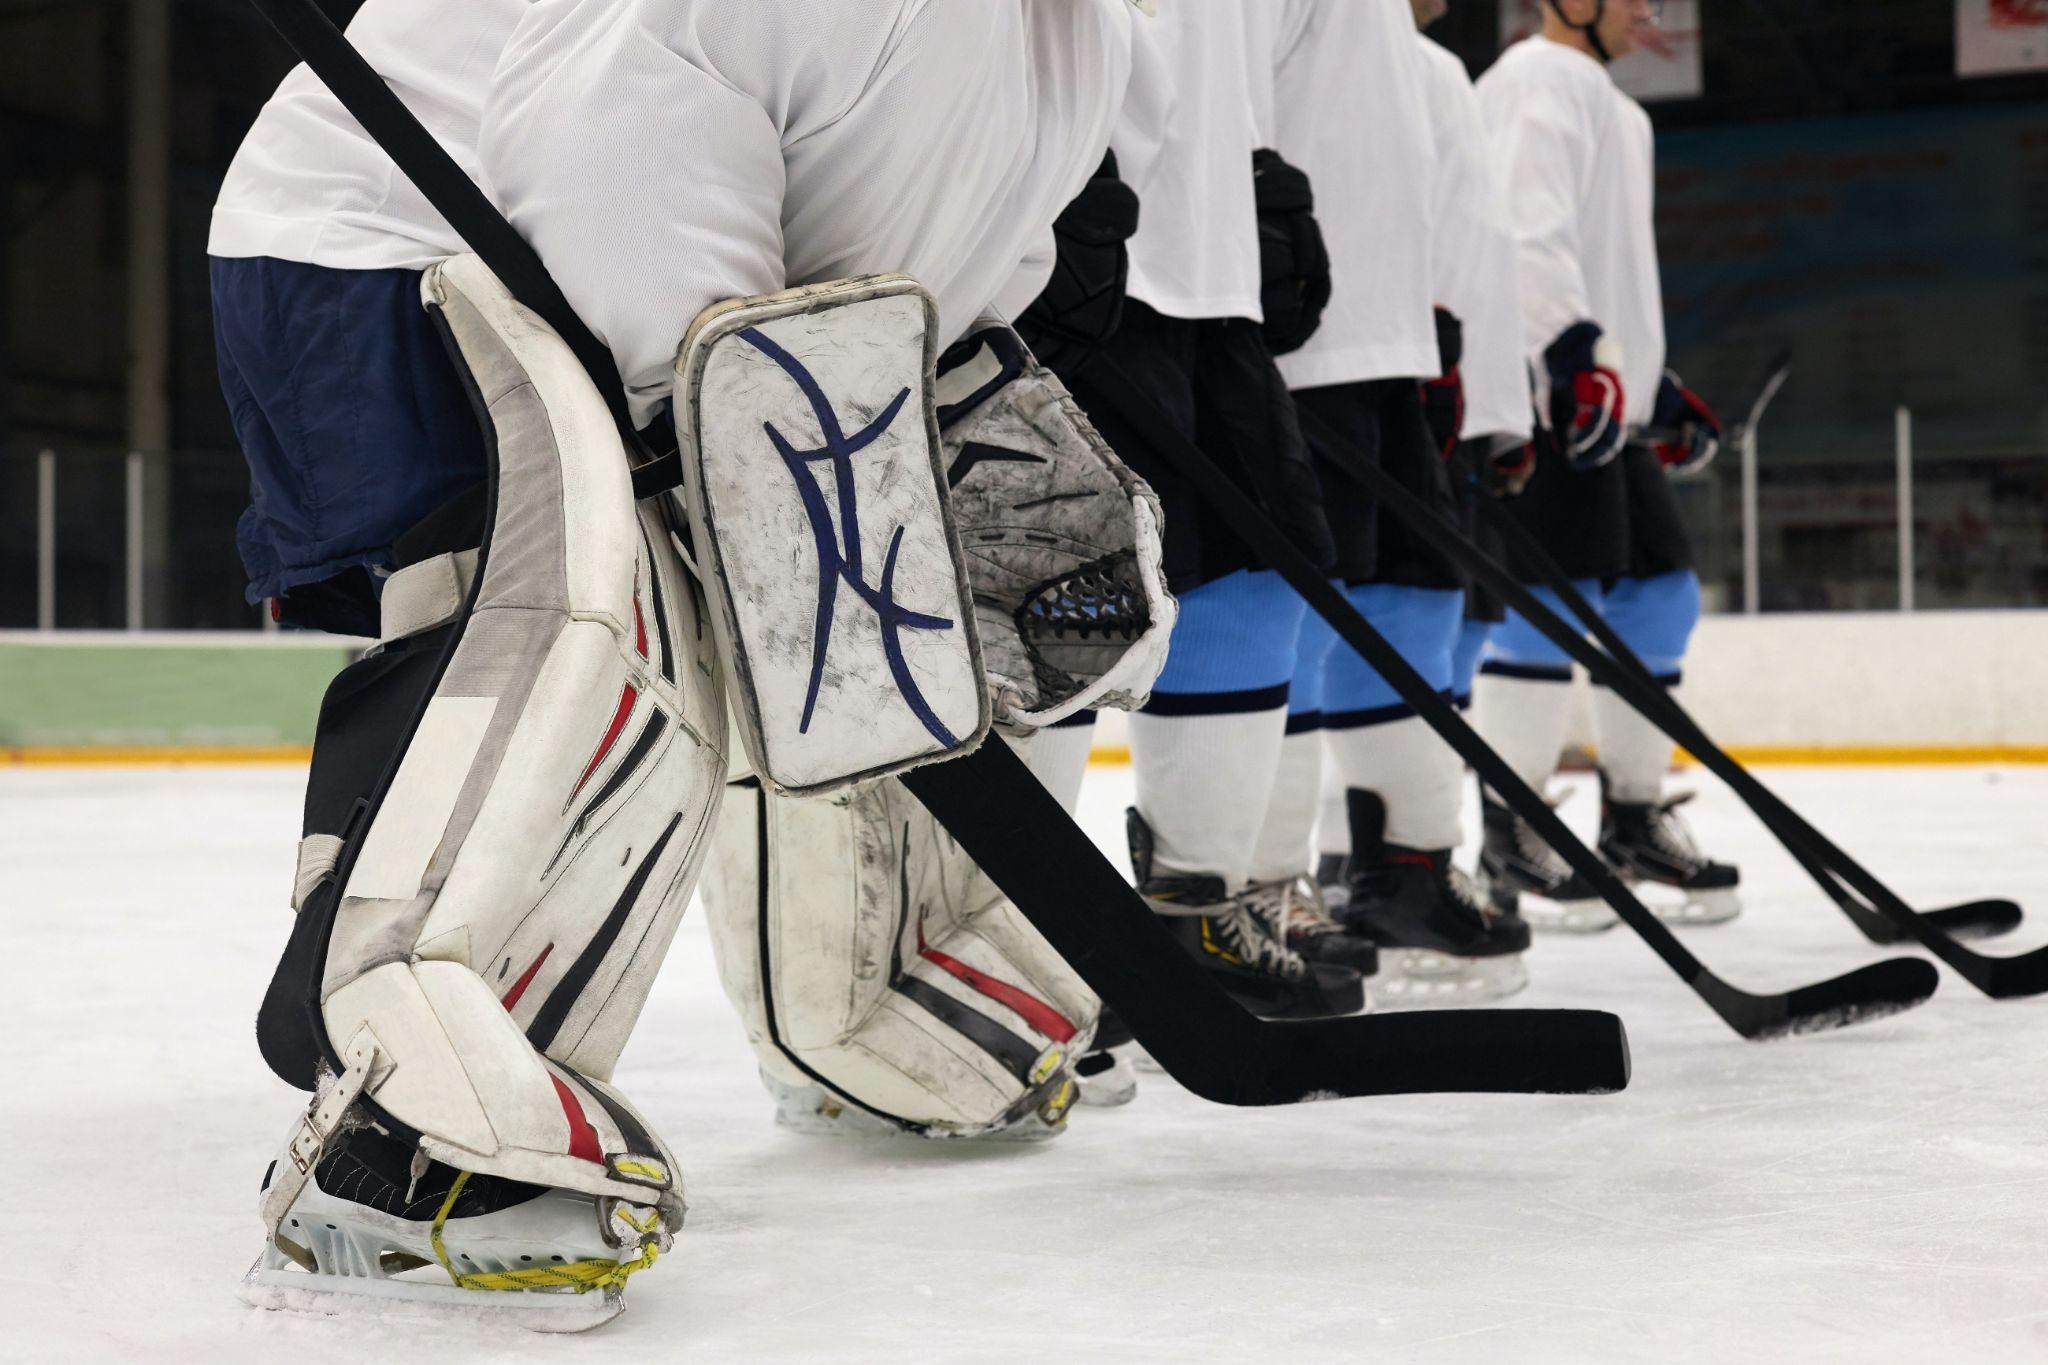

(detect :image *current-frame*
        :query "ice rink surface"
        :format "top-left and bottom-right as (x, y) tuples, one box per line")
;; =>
(5, 761), (2046, 1363)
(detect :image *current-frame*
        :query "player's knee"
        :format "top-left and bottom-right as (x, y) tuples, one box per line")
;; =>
(1606, 570), (1700, 679)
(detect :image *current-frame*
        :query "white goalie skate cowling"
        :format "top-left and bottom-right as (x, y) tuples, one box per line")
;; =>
(674, 277), (989, 798)
(936, 322), (1175, 727)
(700, 762), (1097, 1138)
(272, 254), (726, 1240)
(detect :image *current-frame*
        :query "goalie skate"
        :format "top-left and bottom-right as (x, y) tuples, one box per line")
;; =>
(238, 1127), (670, 1334)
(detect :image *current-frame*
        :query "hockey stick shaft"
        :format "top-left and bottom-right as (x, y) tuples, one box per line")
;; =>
(249, 0), (1633, 1102)
(1294, 399), (2011, 996)
(1474, 497), (2031, 981)
(1093, 379), (1933, 1037)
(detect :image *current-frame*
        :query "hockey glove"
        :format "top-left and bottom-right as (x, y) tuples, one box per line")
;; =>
(1544, 320), (1626, 471)
(1252, 147), (1332, 356)
(1649, 369), (1722, 475)
(1421, 306), (1466, 460)
(1487, 439), (1538, 498)
(1017, 151), (1141, 375)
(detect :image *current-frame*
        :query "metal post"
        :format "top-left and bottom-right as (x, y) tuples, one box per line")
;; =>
(127, 0), (174, 628)
(1895, 406), (1915, 612)
(1740, 426), (1760, 615)
(126, 451), (145, 631)
(36, 450), (56, 631)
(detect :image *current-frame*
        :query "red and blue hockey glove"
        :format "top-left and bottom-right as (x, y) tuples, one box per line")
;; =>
(1649, 369), (1722, 474)
(1543, 320), (1626, 471)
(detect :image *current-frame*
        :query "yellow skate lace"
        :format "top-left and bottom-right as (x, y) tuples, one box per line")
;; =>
(429, 1171), (662, 1295)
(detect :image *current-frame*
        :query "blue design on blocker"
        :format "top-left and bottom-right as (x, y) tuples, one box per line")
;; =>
(739, 326), (960, 749)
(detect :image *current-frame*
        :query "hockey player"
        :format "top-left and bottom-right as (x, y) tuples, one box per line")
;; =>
(210, 0), (1158, 1325)
(1247, 0), (1531, 1003)
(1056, 0), (1367, 1025)
(1473, 0), (1739, 931)
(1400, 0), (1542, 721)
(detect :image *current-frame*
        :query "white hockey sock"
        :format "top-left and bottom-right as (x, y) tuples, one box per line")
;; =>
(1591, 685), (1674, 804)
(1130, 707), (1289, 895)
(1026, 718), (1097, 815)
(1326, 714), (1466, 852)
(1471, 672), (1577, 795)
(1249, 727), (1325, 883)
(1319, 758), (1350, 858)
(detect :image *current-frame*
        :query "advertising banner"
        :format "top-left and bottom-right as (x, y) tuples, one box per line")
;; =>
(1957, 0), (2048, 76)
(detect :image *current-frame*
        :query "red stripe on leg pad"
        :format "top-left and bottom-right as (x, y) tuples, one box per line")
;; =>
(500, 943), (554, 1011)
(572, 683), (637, 800)
(634, 591), (649, 659)
(916, 921), (1077, 1044)
(549, 1073), (605, 1165)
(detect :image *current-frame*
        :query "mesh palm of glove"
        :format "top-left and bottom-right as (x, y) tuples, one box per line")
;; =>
(1252, 148), (1332, 356)
(1017, 151), (1141, 374)
(1544, 321), (1627, 471)
(1421, 306), (1466, 459)
(1648, 370), (1722, 474)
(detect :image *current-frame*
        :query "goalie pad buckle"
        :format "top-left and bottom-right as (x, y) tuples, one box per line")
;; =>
(674, 277), (989, 797)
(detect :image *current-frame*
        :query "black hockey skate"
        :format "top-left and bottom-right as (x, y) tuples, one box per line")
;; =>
(1127, 809), (1365, 1020)
(1599, 777), (1742, 925)
(1240, 875), (1381, 976)
(1341, 791), (1531, 1004)
(1479, 793), (1617, 933)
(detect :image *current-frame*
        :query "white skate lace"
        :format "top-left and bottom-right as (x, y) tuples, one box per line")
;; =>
(1512, 815), (1577, 887)
(1244, 877), (1342, 941)
(1217, 892), (1308, 977)
(1645, 798), (1708, 874)
(1446, 862), (1497, 927)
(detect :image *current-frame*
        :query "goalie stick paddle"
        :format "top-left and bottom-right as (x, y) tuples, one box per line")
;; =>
(1292, 400), (2029, 1000)
(1083, 378), (1936, 1040)
(249, 0), (1632, 1103)
(1472, 499), (2036, 984)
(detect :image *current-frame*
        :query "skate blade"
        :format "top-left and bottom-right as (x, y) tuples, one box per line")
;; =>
(1376, 950), (1530, 1006)
(1519, 897), (1620, 934)
(1649, 886), (1742, 926)
(238, 1258), (623, 1334)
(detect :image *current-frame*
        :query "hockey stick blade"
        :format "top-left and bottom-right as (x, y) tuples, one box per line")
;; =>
(1097, 385), (1934, 1039)
(1696, 958), (1936, 1041)
(1848, 898), (2023, 945)
(1465, 498), (2043, 996)
(904, 743), (1632, 1102)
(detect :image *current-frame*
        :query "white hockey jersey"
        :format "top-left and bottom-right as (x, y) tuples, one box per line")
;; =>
(1476, 35), (1665, 428)
(1267, 0), (1441, 391)
(1112, 0), (1265, 323)
(210, 0), (1136, 425)
(1416, 35), (1530, 444)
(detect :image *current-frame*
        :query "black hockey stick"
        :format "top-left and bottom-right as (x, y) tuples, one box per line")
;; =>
(1615, 351), (2017, 945)
(250, 0), (1631, 1103)
(1473, 500), (2037, 991)
(1289, 401), (2034, 1001)
(1091, 381), (1936, 1038)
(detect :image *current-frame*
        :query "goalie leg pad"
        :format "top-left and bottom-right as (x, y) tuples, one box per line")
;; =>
(260, 254), (727, 1222)
(699, 766), (1097, 1138)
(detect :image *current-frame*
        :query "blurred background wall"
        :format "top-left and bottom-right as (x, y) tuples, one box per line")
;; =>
(2, 0), (2046, 757)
